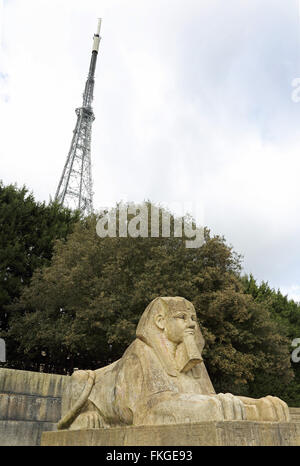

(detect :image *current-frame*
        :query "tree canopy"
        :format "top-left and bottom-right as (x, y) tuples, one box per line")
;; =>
(242, 275), (300, 405)
(0, 181), (79, 331)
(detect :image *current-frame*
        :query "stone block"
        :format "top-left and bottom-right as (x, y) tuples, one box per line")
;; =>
(0, 368), (68, 397)
(290, 407), (300, 422)
(0, 368), (69, 445)
(0, 393), (61, 423)
(0, 420), (57, 446)
(41, 421), (300, 446)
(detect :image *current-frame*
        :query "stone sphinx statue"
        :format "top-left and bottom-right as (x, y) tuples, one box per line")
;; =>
(58, 297), (290, 430)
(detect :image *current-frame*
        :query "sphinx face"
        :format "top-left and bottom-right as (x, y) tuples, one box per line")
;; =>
(164, 306), (197, 345)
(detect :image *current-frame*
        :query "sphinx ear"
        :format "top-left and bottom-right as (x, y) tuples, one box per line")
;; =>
(154, 313), (165, 330)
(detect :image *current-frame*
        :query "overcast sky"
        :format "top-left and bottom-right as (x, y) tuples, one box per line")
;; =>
(1, 0), (300, 301)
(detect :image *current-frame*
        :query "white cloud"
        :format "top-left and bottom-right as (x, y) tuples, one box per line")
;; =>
(281, 285), (300, 303)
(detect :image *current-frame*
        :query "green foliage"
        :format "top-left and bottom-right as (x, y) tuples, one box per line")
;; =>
(0, 181), (79, 336)
(4, 203), (294, 405)
(242, 275), (300, 405)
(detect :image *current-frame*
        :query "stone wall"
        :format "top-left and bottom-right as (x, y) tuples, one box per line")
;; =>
(290, 407), (300, 423)
(0, 368), (69, 446)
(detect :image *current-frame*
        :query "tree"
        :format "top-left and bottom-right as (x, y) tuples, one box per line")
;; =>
(0, 181), (79, 337)
(4, 203), (294, 404)
(242, 275), (300, 406)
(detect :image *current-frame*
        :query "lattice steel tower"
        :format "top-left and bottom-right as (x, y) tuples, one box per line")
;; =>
(55, 19), (102, 215)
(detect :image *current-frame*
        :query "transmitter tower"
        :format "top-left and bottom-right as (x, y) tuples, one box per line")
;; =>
(55, 19), (102, 215)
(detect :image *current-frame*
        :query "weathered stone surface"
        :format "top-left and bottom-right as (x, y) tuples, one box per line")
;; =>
(0, 368), (68, 397)
(0, 368), (69, 445)
(0, 420), (57, 446)
(58, 297), (291, 431)
(41, 421), (300, 446)
(290, 407), (300, 422)
(0, 393), (61, 422)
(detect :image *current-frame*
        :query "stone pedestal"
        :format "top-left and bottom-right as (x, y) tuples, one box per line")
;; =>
(41, 421), (300, 446)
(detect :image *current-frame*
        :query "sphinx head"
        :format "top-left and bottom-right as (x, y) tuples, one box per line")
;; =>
(136, 297), (204, 374)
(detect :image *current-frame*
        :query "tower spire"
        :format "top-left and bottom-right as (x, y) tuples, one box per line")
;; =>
(55, 19), (102, 215)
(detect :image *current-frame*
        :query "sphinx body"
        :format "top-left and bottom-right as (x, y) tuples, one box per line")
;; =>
(58, 297), (290, 430)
